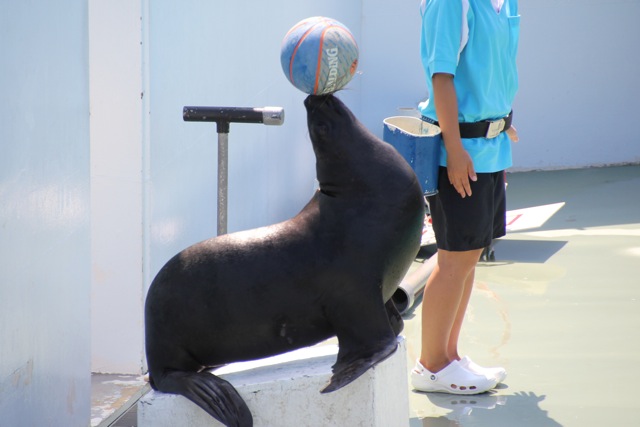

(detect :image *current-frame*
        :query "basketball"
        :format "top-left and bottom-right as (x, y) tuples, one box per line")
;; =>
(280, 17), (359, 95)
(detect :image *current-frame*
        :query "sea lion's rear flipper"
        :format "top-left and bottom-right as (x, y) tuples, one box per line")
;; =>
(152, 370), (253, 427)
(320, 295), (399, 393)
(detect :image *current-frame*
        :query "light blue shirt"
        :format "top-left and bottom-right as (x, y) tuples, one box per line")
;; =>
(418, 0), (520, 173)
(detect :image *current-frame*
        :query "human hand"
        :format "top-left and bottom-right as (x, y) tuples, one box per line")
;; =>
(446, 147), (476, 198)
(506, 125), (519, 142)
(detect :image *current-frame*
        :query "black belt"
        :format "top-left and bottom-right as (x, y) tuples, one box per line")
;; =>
(422, 111), (513, 139)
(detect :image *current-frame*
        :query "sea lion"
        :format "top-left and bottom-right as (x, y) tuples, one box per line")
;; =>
(144, 94), (425, 427)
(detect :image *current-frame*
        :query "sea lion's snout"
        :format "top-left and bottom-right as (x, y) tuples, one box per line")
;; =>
(305, 94), (352, 142)
(305, 95), (334, 141)
(304, 94), (348, 117)
(304, 94), (333, 110)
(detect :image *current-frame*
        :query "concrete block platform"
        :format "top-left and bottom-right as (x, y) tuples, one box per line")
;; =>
(138, 337), (409, 427)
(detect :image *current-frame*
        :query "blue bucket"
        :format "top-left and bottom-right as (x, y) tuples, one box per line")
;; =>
(383, 116), (442, 195)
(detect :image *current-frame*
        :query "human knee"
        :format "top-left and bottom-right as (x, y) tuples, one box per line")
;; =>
(437, 249), (482, 275)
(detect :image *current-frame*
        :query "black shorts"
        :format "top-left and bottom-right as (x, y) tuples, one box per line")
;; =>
(426, 167), (506, 252)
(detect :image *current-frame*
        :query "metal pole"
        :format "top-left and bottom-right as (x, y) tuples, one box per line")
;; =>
(182, 105), (284, 237)
(217, 131), (229, 236)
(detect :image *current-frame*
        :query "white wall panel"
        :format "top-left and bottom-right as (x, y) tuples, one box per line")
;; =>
(146, 0), (364, 276)
(359, 0), (640, 170)
(0, 1), (91, 425)
(89, 0), (146, 374)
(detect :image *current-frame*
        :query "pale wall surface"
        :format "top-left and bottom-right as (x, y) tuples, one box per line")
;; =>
(1, 0), (634, 407)
(145, 0), (362, 275)
(91, 0), (640, 376)
(359, 0), (640, 170)
(89, 0), (146, 375)
(513, 0), (640, 170)
(0, 1), (91, 425)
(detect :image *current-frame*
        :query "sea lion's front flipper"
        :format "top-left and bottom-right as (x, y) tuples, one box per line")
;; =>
(320, 294), (398, 393)
(153, 370), (253, 427)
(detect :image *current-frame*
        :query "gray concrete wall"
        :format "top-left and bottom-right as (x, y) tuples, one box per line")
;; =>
(0, 1), (91, 425)
(514, 0), (640, 170)
(359, 0), (640, 170)
(145, 1), (362, 273)
(90, 0), (640, 376)
(2, 5), (638, 424)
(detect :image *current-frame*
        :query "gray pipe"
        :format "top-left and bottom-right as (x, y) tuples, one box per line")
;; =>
(217, 132), (229, 235)
(183, 105), (285, 236)
(392, 253), (438, 314)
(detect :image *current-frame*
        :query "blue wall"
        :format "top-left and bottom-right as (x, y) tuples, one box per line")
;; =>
(146, 0), (363, 274)
(1, 1), (638, 424)
(359, 0), (640, 171)
(0, 1), (91, 425)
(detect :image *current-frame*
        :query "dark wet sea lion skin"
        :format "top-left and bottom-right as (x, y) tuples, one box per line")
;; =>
(144, 94), (425, 426)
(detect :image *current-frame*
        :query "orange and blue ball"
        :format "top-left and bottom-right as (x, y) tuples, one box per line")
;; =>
(281, 17), (359, 95)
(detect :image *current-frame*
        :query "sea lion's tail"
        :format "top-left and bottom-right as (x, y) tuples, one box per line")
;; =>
(150, 370), (253, 427)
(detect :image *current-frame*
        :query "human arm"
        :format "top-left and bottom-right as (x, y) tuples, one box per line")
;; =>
(432, 72), (476, 198)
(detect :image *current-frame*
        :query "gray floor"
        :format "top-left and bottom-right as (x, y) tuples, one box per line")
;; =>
(91, 374), (148, 427)
(405, 165), (640, 427)
(100, 165), (640, 427)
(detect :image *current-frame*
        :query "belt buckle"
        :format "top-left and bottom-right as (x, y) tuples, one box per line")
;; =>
(486, 119), (505, 139)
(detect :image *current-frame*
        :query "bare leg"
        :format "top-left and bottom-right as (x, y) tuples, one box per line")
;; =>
(447, 266), (478, 361)
(412, 248), (498, 394)
(419, 248), (482, 373)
